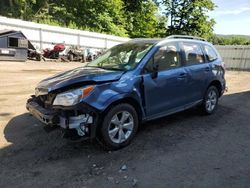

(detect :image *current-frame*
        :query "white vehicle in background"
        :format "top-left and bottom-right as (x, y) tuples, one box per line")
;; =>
(86, 48), (103, 61)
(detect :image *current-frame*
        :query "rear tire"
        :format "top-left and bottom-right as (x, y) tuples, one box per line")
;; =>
(98, 103), (138, 150)
(36, 54), (42, 61)
(201, 86), (219, 115)
(68, 54), (74, 62)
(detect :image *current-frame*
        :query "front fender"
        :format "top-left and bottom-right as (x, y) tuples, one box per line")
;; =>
(87, 90), (143, 111)
(104, 92), (143, 111)
(82, 84), (144, 113)
(80, 72), (145, 117)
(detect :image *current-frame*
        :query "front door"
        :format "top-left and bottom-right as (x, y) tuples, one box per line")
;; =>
(143, 42), (188, 118)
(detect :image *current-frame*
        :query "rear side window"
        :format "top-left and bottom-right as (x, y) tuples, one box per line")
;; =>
(183, 43), (204, 65)
(203, 45), (218, 62)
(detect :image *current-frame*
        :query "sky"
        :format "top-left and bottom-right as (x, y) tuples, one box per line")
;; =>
(210, 0), (250, 35)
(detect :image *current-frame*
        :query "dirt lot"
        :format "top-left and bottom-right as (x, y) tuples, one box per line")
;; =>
(0, 61), (250, 188)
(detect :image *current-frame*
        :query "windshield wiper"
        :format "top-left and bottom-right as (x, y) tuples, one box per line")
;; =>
(86, 66), (124, 71)
(102, 67), (125, 71)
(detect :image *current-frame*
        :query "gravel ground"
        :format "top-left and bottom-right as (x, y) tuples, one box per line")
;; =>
(0, 61), (250, 188)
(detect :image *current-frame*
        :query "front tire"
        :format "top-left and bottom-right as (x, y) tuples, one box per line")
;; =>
(201, 86), (219, 115)
(98, 104), (138, 150)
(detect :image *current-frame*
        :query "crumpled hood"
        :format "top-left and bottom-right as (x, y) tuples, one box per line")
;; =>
(36, 66), (124, 92)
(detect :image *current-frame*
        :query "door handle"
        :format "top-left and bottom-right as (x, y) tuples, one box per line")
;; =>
(204, 67), (210, 72)
(178, 73), (187, 79)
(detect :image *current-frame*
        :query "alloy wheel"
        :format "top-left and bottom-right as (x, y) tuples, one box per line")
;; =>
(108, 111), (134, 144)
(206, 90), (217, 112)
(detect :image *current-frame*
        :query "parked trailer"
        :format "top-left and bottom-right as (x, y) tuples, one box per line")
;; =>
(0, 30), (35, 61)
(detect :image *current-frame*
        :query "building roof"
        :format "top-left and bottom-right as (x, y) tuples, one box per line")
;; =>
(0, 29), (19, 36)
(0, 29), (35, 49)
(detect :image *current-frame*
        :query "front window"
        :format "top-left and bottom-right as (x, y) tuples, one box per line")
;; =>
(86, 42), (153, 71)
(145, 42), (182, 73)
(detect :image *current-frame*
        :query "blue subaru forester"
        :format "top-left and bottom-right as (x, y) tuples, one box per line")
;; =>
(27, 35), (226, 150)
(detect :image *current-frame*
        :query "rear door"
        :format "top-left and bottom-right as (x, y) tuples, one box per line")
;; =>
(143, 42), (189, 117)
(181, 42), (210, 102)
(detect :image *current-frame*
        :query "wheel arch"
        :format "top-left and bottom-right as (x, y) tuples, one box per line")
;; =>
(208, 80), (222, 97)
(101, 97), (144, 123)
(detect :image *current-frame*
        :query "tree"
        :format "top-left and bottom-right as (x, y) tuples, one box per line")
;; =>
(0, 0), (128, 36)
(72, 0), (127, 36)
(123, 0), (167, 37)
(208, 35), (250, 45)
(163, 0), (215, 39)
(0, 0), (167, 37)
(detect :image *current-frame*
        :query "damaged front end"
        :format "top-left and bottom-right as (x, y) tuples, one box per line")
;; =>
(26, 91), (99, 140)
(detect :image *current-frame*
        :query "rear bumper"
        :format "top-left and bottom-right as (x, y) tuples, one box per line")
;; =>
(221, 81), (227, 96)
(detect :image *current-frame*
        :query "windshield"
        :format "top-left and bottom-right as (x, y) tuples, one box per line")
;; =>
(86, 42), (153, 71)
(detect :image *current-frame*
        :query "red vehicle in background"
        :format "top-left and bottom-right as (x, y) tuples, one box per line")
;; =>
(43, 43), (65, 59)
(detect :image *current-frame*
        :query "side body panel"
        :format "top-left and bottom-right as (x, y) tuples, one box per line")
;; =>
(76, 40), (225, 122)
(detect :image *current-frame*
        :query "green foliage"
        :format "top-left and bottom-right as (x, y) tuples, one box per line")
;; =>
(123, 0), (167, 38)
(3, 0), (244, 44)
(0, 0), (167, 37)
(208, 35), (250, 45)
(72, 0), (128, 36)
(163, 0), (216, 39)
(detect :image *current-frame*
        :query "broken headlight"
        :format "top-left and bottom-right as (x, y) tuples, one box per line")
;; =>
(53, 85), (95, 106)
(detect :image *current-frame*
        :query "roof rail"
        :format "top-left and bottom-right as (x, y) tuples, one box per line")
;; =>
(166, 35), (207, 42)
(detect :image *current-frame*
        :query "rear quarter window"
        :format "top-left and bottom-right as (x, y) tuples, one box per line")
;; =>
(203, 45), (218, 62)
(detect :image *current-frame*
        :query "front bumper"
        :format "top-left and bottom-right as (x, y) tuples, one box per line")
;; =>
(26, 97), (98, 139)
(26, 99), (59, 125)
